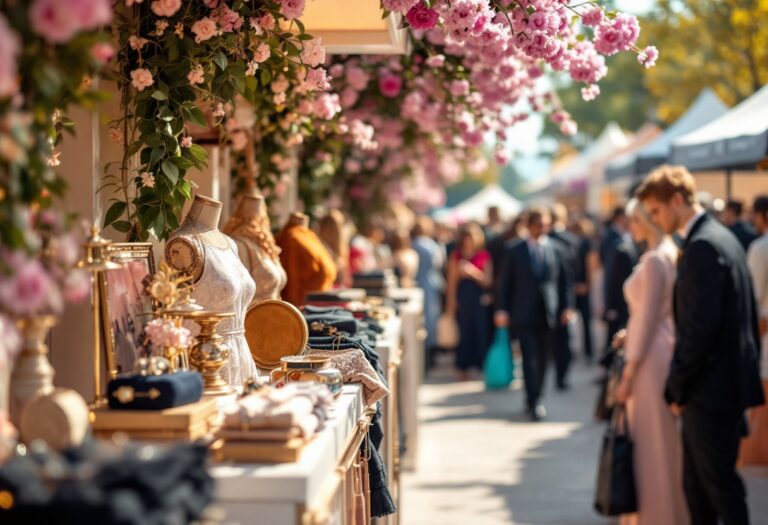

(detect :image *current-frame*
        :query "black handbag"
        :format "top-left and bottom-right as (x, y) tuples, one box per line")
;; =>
(594, 405), (637, 516)
(594, 348), (625, 421)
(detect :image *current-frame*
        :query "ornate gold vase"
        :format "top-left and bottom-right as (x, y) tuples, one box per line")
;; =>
(9, 315), (58, 426)
(186, 311), (235, 396)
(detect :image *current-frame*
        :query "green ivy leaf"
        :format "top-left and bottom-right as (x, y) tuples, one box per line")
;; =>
(139, 205), (161, 232)
(112, 220), (133, 233)
(295, 19), (305, 34)
(260, 69), (272, 86)
(103, 201), (127, 227)
(178, 179), (192, 200)
(170, 156), (195, 170)
(151, 90), (168, 100)
(157, 105), (174, 121)
(183, 106), (209, 128)
(161, 159), (179, 186)
(149, 146), (166, 166)
(214, 52), (228, 71)
(143, 133), (165, 148)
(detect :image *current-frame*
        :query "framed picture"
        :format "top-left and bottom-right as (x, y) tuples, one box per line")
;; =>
(99, 243), (156, 379)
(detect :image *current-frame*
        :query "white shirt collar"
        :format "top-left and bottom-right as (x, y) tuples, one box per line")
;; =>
(528, 235), (548, 247)
(682, 210), (706, 240)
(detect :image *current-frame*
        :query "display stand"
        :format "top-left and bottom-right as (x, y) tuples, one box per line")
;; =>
(385, 288), (425, 472)
(211, 385), (374, 524)
(372, 315), (403, 525)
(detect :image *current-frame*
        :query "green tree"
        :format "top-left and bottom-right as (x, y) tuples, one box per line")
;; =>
(643, 0), (768, 122)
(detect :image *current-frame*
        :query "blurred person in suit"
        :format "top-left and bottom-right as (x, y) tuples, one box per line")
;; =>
(495, 209), (574, 421)
(740, 195), (768, 465)
(549, 203), (580, 388)
(571, 216), (598, 362)
(637, 166), (764, 525)
(600, 206), (638, 353)
(722, 199), (758, 252)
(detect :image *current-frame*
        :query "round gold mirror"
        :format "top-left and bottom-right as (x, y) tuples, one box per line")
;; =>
(245, 300), (308, 369)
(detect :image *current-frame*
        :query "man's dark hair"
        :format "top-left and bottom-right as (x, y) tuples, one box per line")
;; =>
(753, 195), (768, 219)
(726, 200), (744, 217)
(609, 206), (626, 224)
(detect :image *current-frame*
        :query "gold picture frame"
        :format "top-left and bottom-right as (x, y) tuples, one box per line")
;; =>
(99, 243), (157, 382)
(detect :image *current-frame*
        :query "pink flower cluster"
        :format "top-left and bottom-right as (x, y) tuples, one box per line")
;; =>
(29, 0), (112, 44)
(145, 318), (192, 349)
(0, 14), (20, 98)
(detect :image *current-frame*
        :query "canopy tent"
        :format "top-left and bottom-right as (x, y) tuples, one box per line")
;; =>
(552, 122), (629, 190)
(432, 184), (523, 223)
(671, 84), (768, 171)
(606, 89), (729, 181)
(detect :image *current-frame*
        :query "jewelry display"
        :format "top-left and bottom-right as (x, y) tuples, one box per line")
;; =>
(244, 299), (308, 370)
(147, 261), (196, 371)
(76, 226), (122, 406)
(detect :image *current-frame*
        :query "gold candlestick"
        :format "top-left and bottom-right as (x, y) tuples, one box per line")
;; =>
(76, 226), (121, 407)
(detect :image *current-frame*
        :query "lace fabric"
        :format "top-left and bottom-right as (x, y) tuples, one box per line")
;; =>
(174, 232), (258, 386)
(307, 348), (390, 406)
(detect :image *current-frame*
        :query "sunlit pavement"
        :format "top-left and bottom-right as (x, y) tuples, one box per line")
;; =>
(401, 354), (768, 525)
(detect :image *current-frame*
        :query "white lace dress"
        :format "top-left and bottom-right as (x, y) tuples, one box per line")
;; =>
(177, 233), (258, 386)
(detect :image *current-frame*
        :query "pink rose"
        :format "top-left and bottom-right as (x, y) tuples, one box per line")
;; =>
(449, 79), (470, 97)
(0, 15), (20, 98)
(382, 0), (418, 15)
(253, 42), (271, 63)
(258, 13), (276, 30)
(405, 4), (439, 30)
(130, 68), (154, 91)
(150, 0), (181, 17)
(279, 0), (305, 20)
(29, 0), (81, 43)
(90, 42), (115, 64)
(378, 73), (402, 98)
(345, 65), (370, 91)
(0, 256), (62, 315)
(63, 270), (89, 303)
(580, 84), (600, 101)
(425, 54), (445, 68)
(187, 64), (205, 85)
(191, 17), (219, 43)
(300, 38), (326, 68)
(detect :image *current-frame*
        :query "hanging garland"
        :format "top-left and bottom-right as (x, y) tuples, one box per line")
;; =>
(104, 0), (330, 241)
(0, 0), (113, 358)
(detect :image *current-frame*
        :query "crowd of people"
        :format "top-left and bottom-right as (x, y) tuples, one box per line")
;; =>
(313, 164), (768, 525)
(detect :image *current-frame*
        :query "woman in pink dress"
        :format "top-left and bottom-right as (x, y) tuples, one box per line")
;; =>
(613, 198), (689, 525)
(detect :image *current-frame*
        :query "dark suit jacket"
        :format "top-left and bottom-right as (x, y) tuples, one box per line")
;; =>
(602, 234), (637, 324)
(667, 214), (765, 411)
(599, 226), (621, 268)
(575, 236), (592, 286)
(496, 238), (574, 330)
(550, 229), (580, 280)
(729, 220), (758, 252)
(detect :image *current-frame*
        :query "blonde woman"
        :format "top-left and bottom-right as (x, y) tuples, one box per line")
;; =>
(613, 199), (688, 525)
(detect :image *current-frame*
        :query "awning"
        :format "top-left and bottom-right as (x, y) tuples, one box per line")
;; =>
(671, 84), (768, 171)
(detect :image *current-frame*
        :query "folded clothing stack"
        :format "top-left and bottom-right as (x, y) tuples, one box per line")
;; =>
(0, 440), (213, 525)
(217, 384), (333, 463)
(301, 305), (396, 518)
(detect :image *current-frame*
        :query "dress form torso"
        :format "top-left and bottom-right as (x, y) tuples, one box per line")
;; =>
(222, 194), (287, 304)
(166, 196), (258, 386)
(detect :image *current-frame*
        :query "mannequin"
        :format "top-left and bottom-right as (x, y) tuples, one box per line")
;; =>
(166, 195), (258, 386)
(222, 192), (288, 304)
(276, 212), (337, 306)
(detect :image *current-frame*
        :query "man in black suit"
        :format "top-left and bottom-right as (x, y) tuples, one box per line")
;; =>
(637, 166), (764, 525)
(600, 207), (637, 353)
(495, 209), (574, 421)
(723, 199), (758, 252)
(549, 203), (579, 388)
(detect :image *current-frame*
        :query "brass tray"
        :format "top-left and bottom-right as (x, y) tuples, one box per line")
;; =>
(245, 299), (308, 369)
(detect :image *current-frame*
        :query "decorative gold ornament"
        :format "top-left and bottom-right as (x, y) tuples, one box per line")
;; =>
(185, 311), (236, 396)
(112, 386), (162, 404)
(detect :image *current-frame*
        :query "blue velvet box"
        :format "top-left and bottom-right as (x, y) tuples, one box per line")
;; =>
(107, 372), (204, 410)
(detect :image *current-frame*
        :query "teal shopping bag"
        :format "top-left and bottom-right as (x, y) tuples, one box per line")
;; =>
(484, 328), (515, 390)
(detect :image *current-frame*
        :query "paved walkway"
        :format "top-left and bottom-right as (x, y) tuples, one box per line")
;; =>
(401, 357), (768, 525)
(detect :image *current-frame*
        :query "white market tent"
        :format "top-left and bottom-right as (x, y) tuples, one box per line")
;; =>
(607, 89), (729, 181)
(553, 122), (629, 190)
(432, 184), (523, 223)
(671, 84), (768, 171)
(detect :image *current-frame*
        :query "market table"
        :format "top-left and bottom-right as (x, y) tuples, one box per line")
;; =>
(211, 385), (373, 525)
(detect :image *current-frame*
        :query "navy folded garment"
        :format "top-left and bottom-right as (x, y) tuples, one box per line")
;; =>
(107, 372), (204, 410)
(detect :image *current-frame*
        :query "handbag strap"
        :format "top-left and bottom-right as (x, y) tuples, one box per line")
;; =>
(611, 404), (630, 437)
